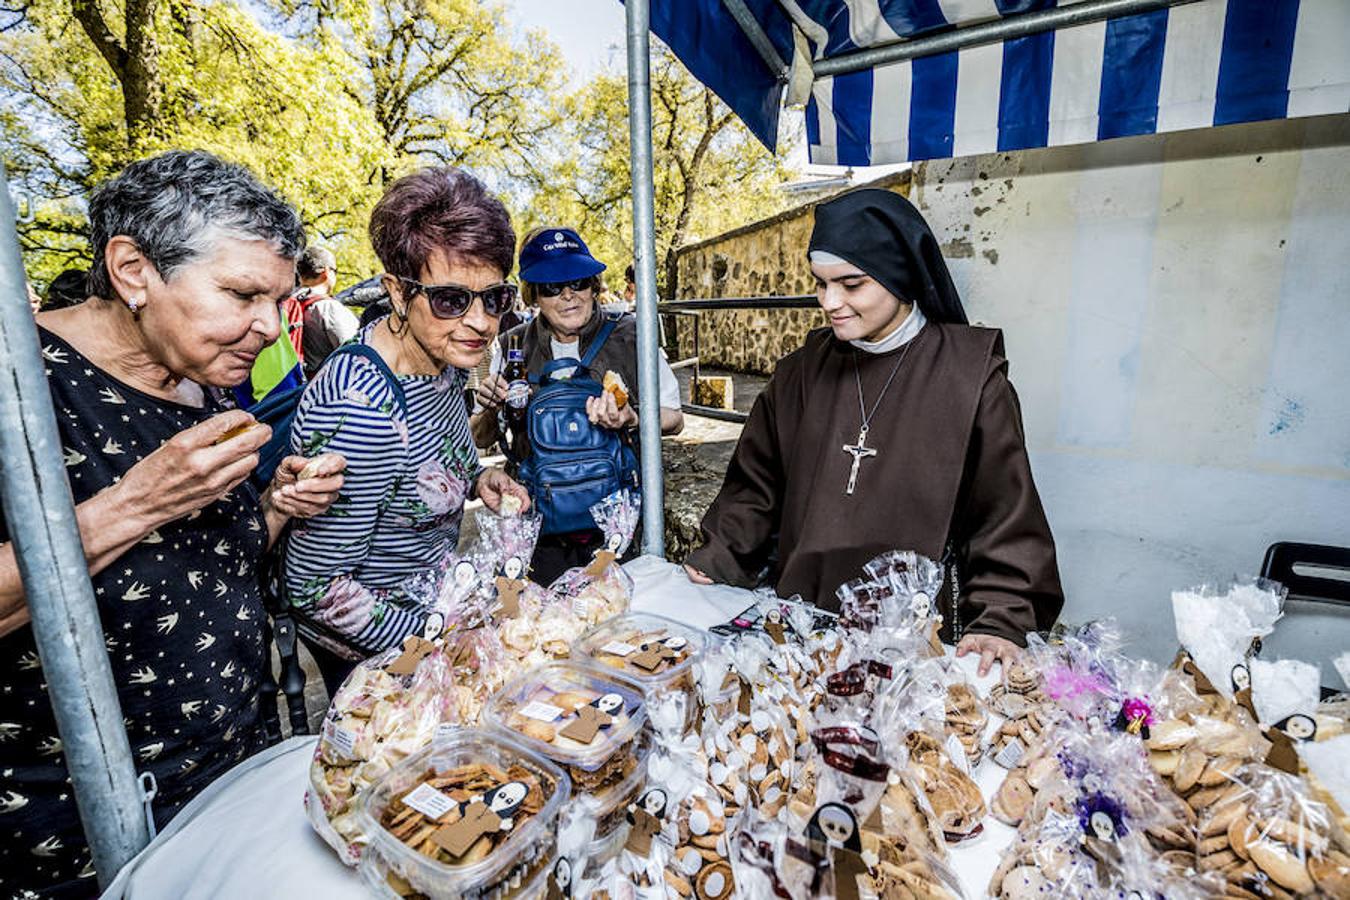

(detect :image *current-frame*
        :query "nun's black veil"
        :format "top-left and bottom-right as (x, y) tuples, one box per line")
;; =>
(808, 188), (968, 325)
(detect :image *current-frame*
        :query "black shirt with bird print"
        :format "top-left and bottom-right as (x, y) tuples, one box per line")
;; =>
(0, 328), (268, 898)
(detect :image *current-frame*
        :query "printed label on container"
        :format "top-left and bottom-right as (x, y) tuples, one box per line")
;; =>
(994, 738), (1025, 769)
(323, 723), (357, 759)
(519, 700), (565, 722)
(571, 597), (591, 618)
(434, 723), (457, 742)
(600, 640), (637, 657)
(401, 783), (456, 820)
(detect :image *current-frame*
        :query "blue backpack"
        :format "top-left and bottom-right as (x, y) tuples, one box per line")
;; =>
(248, 342), (407, 490)
(517, 316), (639, 535)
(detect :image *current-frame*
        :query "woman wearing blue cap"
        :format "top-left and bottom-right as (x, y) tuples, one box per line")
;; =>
(472, 227), (683, 584)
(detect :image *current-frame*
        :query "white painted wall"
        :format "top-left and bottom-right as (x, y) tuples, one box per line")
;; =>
(912, 115), (1350, 667)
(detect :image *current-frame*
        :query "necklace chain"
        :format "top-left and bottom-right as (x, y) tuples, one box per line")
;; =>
(852, 341), (914, 433)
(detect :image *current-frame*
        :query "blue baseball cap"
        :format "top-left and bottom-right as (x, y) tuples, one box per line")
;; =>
(519, 228), (607, 284)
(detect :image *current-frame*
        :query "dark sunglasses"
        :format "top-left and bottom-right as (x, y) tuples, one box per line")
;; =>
(397, 277), (517, 319)
(537, 278), (594, 298)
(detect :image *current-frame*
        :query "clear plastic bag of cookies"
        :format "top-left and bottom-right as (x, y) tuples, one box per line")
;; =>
(306, 639), (461, 864)
(1202, 762), (1349, 897)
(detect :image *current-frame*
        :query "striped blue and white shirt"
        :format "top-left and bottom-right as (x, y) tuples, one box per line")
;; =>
(283, 324), (482, 657)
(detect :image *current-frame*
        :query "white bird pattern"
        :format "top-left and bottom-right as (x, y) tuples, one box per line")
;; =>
(155, 612), (179, 634)
(142, 528), (163, 544)
(62, 448), (86, 467)
(180, 758), (199, 775)
(188, 570), (205, 590)
(180, 700), (204, 719)
(235, 605), (252, 621)
(138, 742), (165, 761)
(213, 540), (231, 556)
(41, 344), (68, 364)
(213, 579), (228, 598)
(128, 666), (157, 685)
(98, 386), (126, 405)
(210, 704), (228, 723)
(36, 736), (62, 757)
(219, 661), (236, 680)
(195, 632), (216, 652)
(0, 790), (29, 814)
(121, 581), (151, 602)
(102, 437), (124, 455)
(32, 835), (64, 857)
(0, 722), (21, 742)
(17, 650), (41, 670)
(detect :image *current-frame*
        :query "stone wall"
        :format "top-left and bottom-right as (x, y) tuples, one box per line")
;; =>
(671, 172), (911, 375)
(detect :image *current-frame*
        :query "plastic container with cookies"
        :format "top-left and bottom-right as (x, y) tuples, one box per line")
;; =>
(360, 728), (568, 900)
(573, 613), (705, 722)
(484, 662), (647, 796)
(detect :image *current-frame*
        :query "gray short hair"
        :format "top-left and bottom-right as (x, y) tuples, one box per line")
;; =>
(87, 150), (305, 300)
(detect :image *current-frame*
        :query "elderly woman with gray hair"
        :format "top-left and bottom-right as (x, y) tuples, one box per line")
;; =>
(0, 150), (345, 897)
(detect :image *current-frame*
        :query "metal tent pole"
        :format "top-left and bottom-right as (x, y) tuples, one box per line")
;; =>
(0, 170), (151, 886)
(625, 0), (666, 558)
(811, 0), (1196, 78)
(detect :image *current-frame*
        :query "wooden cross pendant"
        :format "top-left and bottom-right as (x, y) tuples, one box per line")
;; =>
(842, 426), (878, 495)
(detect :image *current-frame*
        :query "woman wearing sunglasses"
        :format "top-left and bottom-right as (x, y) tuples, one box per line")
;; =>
(283, 167), (530, 691)
(472, 227), (683, 585)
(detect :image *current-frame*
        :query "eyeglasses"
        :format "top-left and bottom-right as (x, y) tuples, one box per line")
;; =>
(536, 278), (593, 298)
(397, 277), (517, 319)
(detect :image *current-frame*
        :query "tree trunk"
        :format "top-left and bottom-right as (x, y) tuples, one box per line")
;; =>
(70, 0), (163, 154)
(123, 5), (162, 151)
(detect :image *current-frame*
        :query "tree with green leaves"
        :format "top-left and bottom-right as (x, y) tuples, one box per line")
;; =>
(526, 42), (794, 299)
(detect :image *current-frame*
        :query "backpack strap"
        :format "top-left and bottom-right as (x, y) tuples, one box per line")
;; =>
(327, 342), (409, 422)
(531, 315), (622, 386)
(579, 314), (621, 369)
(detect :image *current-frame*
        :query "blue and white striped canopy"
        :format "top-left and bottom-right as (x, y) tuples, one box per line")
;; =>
(644, 0), (1350, 165)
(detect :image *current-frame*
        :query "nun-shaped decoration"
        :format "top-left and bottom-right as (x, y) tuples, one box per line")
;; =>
(1251, 658), (1320, 775)
(762, 607), (788, 645)
(804, 802), (867, 900)
(584, 531), (626, 577)
(495, 555), (527, 619)
(624, 788), (668, 857)
(630, 634), (688, 673)
(1077, 792), (1127, 881)
(545, 855), (572, 900)
(560, 691), (625, 744)
(1230, 662), (1257, 718)
(386, 630), (439, 676)
(431, 780), (530, 858)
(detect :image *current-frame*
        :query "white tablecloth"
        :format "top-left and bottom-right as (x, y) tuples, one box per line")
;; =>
(104, 556), (1014, 899)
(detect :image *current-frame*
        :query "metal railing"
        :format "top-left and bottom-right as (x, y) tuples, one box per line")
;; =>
(658, 294), (818, 423)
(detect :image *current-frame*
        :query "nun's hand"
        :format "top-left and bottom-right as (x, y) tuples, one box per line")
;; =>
(477, 468), (531, 514)
(683, 564), (714, 585)
(955, 633), (1022, 677)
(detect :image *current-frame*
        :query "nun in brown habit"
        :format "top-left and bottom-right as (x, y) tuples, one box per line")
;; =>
(684, 189), (1064, 674)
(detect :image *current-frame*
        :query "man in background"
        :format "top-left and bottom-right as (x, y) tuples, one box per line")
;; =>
(290, 246), (358, 377)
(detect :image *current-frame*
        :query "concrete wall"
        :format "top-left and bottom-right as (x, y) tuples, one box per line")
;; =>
(913, 115), (1350, 665)
(672, 174), (909, 375)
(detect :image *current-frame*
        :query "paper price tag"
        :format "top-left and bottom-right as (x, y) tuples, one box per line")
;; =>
(571, 597), (591, 618)
(402, 783), (456, 820)
(994, 737), (1025, 769)
(324, 723), (357, 759)
(519, 700), (564, 722)
(600, 640), (637, 657)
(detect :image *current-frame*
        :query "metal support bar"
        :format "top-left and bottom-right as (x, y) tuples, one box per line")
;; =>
(0, 169), (151, 886)
(720, 0), (790, 81)
(812, 0), (1197, 78)
(660, 295), (816, 312)
(681, 404), (751, 424)
(626, 0), (665, 558)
